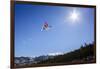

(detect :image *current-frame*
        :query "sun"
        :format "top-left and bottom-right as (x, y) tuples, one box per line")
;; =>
(69, 8), (79, 22)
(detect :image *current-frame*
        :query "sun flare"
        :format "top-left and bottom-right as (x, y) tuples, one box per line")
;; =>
(69, 8), (79, 22)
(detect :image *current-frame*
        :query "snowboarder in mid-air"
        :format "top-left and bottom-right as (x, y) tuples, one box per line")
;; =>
(41, 22), (52, 31)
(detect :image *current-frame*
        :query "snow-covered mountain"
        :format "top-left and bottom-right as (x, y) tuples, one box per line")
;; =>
(14, 55), (56, 65)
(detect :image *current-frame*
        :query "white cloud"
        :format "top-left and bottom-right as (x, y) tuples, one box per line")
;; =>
(48, 52), (63, 56)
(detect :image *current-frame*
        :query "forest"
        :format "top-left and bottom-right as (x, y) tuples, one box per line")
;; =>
(15, 42), (96, 68)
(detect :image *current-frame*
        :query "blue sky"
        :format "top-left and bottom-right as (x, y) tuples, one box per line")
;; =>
(15, 3), (94, 57)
